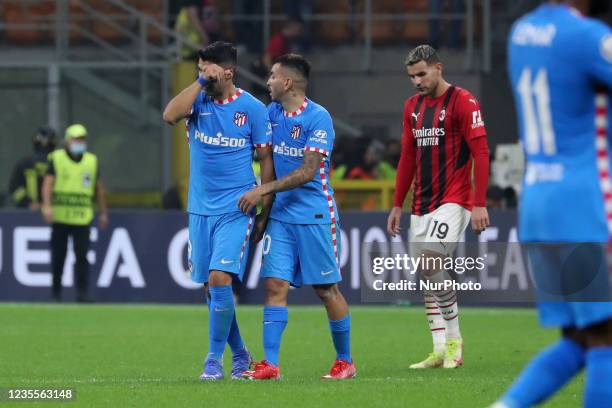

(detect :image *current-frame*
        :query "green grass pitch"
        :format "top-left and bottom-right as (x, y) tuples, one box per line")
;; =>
(1, 304), (583, 407)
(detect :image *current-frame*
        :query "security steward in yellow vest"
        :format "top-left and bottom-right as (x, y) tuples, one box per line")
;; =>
(41, 124), (108, 302)
(8, 127), (57, 209)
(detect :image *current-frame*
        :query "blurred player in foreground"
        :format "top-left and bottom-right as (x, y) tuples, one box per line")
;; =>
(163, 41), (274, 380)
(492, 1), (612, 407)
(238, 54), (355, 380)
(387, 45), (490, 369)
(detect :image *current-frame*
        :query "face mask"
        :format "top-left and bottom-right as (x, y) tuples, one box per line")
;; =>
(68, 142), (87, 155)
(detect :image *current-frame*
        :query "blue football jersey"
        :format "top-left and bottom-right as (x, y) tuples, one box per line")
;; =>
(268, 98), (339, 224)
(508, 4), (612, 242)
(186, 88), (271, 215)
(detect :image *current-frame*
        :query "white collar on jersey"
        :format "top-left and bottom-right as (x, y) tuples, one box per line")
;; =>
(283, 98), (308, 117)
(214, 88), (242, 105)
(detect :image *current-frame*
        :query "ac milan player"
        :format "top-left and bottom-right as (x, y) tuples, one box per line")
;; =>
(387, 45), (490, 369)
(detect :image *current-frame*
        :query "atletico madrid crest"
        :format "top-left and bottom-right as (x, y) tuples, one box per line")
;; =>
(290, 124), (302, 139)
(234, 111), (247, 127)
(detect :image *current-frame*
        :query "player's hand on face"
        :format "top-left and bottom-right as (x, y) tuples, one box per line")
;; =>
(238, 187), (263, 214)
(251, 213), (269, 243)
(387, 206), (403, 237)
(471, 206), (489, 234)
(203, 63), (224, 83)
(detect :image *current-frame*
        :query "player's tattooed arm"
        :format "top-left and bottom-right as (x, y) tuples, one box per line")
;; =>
(238, 151), (323, 214)
(267, 150), (321, 194)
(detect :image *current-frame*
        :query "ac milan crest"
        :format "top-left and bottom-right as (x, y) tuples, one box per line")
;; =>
(290, 124), (302, 139)
(439, 109), (446, 122)
(234, 111), (247, 127)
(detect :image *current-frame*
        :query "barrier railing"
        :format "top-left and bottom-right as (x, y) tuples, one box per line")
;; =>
(104, 181), (408, 211)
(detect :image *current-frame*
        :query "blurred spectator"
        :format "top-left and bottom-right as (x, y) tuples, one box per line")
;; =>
(338, 137), (368, 179)
(202, 1), (222, 43)
(41, 124), (108, 302)
(503, 186), (517, 209)
(233, 0), (264, 53)
(263, 16), (306, 70)
(384, 138), (401, 169)
(345, 139), (396, 180)
(429, 0), (463, 49)
(486, 185), (504, 209)
(249, 16), (306, 101)
(170, 0), (212, 60)
(283, 1), (313, 51)
(8, 126), (57, 210)
(330, 135), (351, 180)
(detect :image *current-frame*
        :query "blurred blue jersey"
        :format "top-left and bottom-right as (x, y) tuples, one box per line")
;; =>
(186, 89), (271, 215)
(508, 4), (612, 242)
(268, 98), (339, 224)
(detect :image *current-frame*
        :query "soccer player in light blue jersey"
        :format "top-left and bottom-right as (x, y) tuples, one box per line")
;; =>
(492, 1), (612, 407)
(237, 54), (356, 380)
(163, 42), (274, 381)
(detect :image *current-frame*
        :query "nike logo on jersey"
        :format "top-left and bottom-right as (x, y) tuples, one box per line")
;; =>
(412, 112), (420, 121)
(200, 112), (213, 116)
(214, 306), (229, 312)
(271, 122), (280, 127)
(468, 98), (477, 105)
(321, 270), (334, 276)
(220, 259), (233, 264)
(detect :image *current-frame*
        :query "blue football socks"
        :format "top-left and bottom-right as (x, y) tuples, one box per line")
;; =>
(205, 290), (245, 353)
(263, 306), (288, 366)
(501, 338), (585, 407)
(329, 315), (352, 363)
(227, 312), (245, 353)
(585, 347), (612, 408)
(207, 285), (235, 361)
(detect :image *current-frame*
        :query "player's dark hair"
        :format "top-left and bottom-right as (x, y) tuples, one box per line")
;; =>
(274, 53), (310, 81)
(404, 45), (441, 66)
(198, 41), (237, 67)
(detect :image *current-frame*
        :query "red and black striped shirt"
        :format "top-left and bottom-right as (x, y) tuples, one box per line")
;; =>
(394, 85), (489, 215)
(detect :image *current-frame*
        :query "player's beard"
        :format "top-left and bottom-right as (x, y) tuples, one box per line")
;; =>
(416, 85), (429, 96)
(421, 79), (438, 97)
(204, 79), (222, 98)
